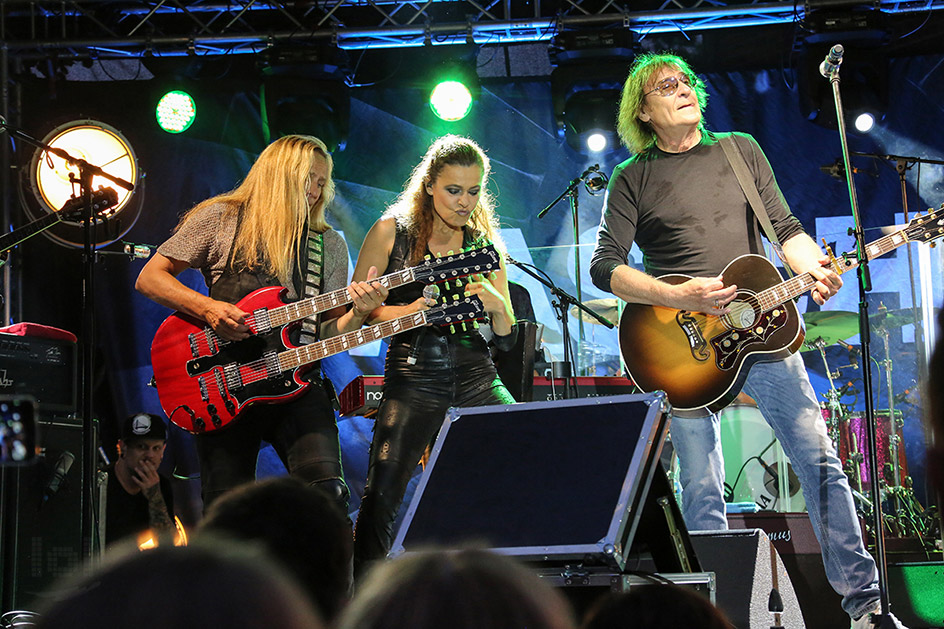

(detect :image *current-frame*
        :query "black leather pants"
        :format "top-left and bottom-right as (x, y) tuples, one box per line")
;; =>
(352, 329), (514, 575)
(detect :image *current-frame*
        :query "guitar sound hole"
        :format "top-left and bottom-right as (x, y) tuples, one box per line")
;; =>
(725, 300), (757, 329)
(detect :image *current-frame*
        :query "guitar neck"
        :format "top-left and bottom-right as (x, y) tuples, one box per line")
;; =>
(279, 310), (429, 370)
(755, 228), (914, 310)
(259, 267), (419, 329)
(0, 212), (63, 252)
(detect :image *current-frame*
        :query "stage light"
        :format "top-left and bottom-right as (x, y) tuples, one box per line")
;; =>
(155, 90), (196, 133)
(430, 80), (473, 121)
(586, 133), (607, 153)
(854, 111), (875, 133)
(19, 119), (144, 248)
(798, 7), (889, 131)
(550, 30), (634, 156)
(260, 45), (351, 152)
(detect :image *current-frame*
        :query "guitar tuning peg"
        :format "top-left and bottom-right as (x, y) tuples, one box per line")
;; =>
(444, 280), (451, 290)
(461, 322), (467, 332)
(472, 320), (479, 329)
(455, 278), (463, 287)
(447, 250), (454, 256)
(449, 324), (456, 334)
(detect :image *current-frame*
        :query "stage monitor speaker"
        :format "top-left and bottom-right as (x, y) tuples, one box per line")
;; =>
(690, 529), (803, 629)
(390, 393), (695, 573)
(1, 418), (92, 612)
(727, 512), (845, 629)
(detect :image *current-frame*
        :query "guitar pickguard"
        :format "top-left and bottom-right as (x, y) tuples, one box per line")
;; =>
(710, 306), (788, 371)
(676, 310), (710, 362)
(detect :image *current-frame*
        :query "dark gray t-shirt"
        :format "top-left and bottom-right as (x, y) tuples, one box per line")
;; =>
(589, 131), (805, 292)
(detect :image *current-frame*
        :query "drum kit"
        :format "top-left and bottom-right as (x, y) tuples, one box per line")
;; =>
(802, 305), (936, 542)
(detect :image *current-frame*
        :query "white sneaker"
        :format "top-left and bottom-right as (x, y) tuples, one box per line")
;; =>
(851, 603), (909, 629)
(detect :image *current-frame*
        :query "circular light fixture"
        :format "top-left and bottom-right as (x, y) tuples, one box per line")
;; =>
(429, 81), (473, 122)
(586, 132), (608, 153)
(853, 112), (876, 134)
(156, 90), (197, 134)
(20, 119), (143, 248)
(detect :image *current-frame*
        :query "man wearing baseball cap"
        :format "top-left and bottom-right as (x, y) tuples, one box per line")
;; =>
(105, 412), (176, 547)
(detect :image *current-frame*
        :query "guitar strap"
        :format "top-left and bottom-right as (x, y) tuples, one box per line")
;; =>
(298, 228), (325, 345)
(719, 134), (794, 278)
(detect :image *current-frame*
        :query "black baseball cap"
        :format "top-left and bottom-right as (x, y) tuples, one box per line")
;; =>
(121, 413), (168, 443)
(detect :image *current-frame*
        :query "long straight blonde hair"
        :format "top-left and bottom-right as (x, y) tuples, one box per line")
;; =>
(179, 134), (335, 285)
(384, 135), (502, 265)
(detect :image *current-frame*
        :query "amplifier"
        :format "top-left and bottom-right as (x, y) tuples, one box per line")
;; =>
(531, 376), (636, 402)
(339, 375), (637, 417)
(0, 331), (76, 415)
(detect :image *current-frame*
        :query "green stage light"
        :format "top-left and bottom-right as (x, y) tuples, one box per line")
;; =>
(429, 80), (473, 122)
(156, 90), (196, 133)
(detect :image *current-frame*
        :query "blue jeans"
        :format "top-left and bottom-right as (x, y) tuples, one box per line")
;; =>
(670, 353), (879, 618)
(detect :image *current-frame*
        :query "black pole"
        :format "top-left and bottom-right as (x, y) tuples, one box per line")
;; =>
(823, 45), (893, 624)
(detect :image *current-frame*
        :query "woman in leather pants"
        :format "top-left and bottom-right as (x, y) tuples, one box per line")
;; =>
(350, 135), (517, 576)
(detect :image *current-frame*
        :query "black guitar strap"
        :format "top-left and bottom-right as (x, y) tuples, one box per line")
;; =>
(719, 134), (794, 278)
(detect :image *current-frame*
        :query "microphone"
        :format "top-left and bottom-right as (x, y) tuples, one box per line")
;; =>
(44, 451), (76, 502)
(584, 169), (609, 196)
(836, 339), (860, 368)
(123, 242), (153, 260)
(819, 44), (844, 78)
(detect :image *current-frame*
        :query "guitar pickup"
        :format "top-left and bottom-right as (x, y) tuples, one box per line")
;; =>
(252, 308), (272, 334)
(263, 351), (280, 377)
(224, 364), (243, 390)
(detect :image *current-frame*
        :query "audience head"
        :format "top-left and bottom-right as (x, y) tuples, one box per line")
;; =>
(335, 547), (576, 629)
(197, 476), (352, 621)
(36, 541), (323, 629)
(580, 583), (731, 629)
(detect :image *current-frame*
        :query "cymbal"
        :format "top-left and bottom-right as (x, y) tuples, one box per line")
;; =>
(802, 310), (858, 348)
(870, 308), (915, 330)
(570, 298), (620, 325)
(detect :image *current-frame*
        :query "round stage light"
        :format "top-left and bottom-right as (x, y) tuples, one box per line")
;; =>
(854, 112), (875, 134)
(156, 90), (197, 133)
(21, 119), (143, 248)
(586, 132), (608, 153)
(429, 81), (473, 122)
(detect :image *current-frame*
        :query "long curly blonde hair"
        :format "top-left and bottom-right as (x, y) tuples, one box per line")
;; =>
(180, 134), (335, 286)
(617, 53), (709, 154)
(384, 135), (503, 265)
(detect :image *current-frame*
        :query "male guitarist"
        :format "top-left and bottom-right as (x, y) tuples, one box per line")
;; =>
(136, 135), (387, 523)
(589, 53), (901, 629)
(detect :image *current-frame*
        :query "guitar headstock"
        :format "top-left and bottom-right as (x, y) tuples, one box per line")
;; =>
(425, 294), (487, 332)
(905, 203), (944, 245)
(59, 187), (120, 221)
(413, 243), (502, 285)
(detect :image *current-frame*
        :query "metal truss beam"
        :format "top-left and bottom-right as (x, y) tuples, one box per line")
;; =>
(2, 0), (943, 58)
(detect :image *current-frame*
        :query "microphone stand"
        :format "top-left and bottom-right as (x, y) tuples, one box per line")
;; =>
(505, 255), (613, 399)
(0, 117), (134, 566)
(823, 51), (893, 626)
(538, 165), (602, 376)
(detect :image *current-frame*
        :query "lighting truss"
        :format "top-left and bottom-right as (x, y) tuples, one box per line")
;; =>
(2, 0), (943, 58)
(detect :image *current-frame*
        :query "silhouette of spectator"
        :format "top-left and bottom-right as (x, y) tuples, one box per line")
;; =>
(335, 547), (575, 629)
(580, 583), (732, 629)
(35, 541), (323, 629)
(197, 476), (352, 621)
